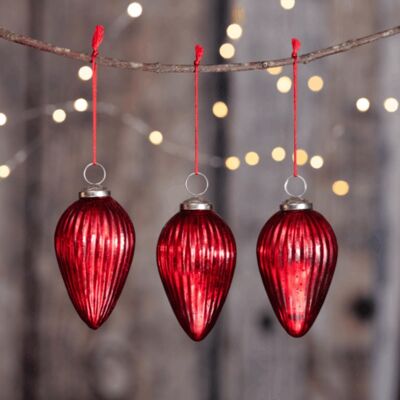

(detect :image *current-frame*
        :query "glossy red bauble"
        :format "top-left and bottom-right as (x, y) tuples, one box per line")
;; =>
(55, 190), (135, 329)
(257, 198), (338, 337)
(157, 198), (236, 341)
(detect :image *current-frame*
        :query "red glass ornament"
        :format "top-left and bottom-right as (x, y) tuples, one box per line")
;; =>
(257, 198), (338, 337)
(55, 190), (135, 329)
(157, 198), (236, 341)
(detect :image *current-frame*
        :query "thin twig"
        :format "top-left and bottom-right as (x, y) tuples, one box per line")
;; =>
(0, 25), (399, 73)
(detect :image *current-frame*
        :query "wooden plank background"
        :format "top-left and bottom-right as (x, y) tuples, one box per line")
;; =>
(0, 0), (399, 399)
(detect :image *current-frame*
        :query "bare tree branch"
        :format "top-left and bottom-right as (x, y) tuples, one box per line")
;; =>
(0, 25), (399, 73)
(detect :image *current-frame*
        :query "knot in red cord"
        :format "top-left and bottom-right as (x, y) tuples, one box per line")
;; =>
(91, 25), (105, 62)
(291, 38), (301, 59)
(194, 44), (204, 66)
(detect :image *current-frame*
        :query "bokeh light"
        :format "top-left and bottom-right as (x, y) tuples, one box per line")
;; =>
(245, 151), (260, 166)
(0, 165), (10, 179)
(310, 155), (324, 169)
(148, 130), (163, 145)
(78, 66), (93, 81)
(225, 156), (241, 170)
(0, 113), (7, 126)
(292, 149), (308, 165)
(267, 66), (283, 75)
(384, 97), (399, 113)
(277, 76), (292, 93)
(219, 43), (235, 59)
(212, 101), (229, 118)
(52, 109), (67, 123)
(226, 24), (243, 40)
(356, 97), (370, 112)
(74, 98), (88, 112)
(127, 2), (143, 18)
(332, 180), (350, 196)
(308, 76), (324, 92)
(280, 0), (295, 10)
(271, 147), (286, 162)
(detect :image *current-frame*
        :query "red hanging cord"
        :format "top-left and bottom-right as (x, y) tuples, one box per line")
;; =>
(291, 38), (301, 177)
(194, 44), (204, 175)
(91, 25), (105, 165)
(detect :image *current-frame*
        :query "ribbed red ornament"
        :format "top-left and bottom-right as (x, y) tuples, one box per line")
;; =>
(257, 200), (338, 337)
(157, 200), (236, 341)
(55, 194), (135, 329)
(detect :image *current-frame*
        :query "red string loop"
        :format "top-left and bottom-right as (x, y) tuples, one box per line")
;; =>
(291, 38), (301, 59)
(91, 25), (105, 165)
(194, 44), (204, 175)
(291, 38), (301, 177)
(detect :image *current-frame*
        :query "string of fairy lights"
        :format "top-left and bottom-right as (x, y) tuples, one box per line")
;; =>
(1, 0), (398, 198)
(0, 93), (351, 197)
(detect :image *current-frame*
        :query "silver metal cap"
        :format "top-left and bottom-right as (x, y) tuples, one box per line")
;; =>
(180, 197), (213, 211)
(79, 186), (111, 199)
(280, 197), (313, 211)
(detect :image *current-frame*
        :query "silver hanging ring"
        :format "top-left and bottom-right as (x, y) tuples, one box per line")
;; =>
(185, 172), (209, 197)
(83, 162), (106, 186)
(284, 175), (307, 198)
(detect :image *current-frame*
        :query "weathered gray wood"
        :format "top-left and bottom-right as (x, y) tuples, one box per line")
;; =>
(0, 0), (398, 399)
(22, 1), (46, 399)
(372, 1), (400, 399)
